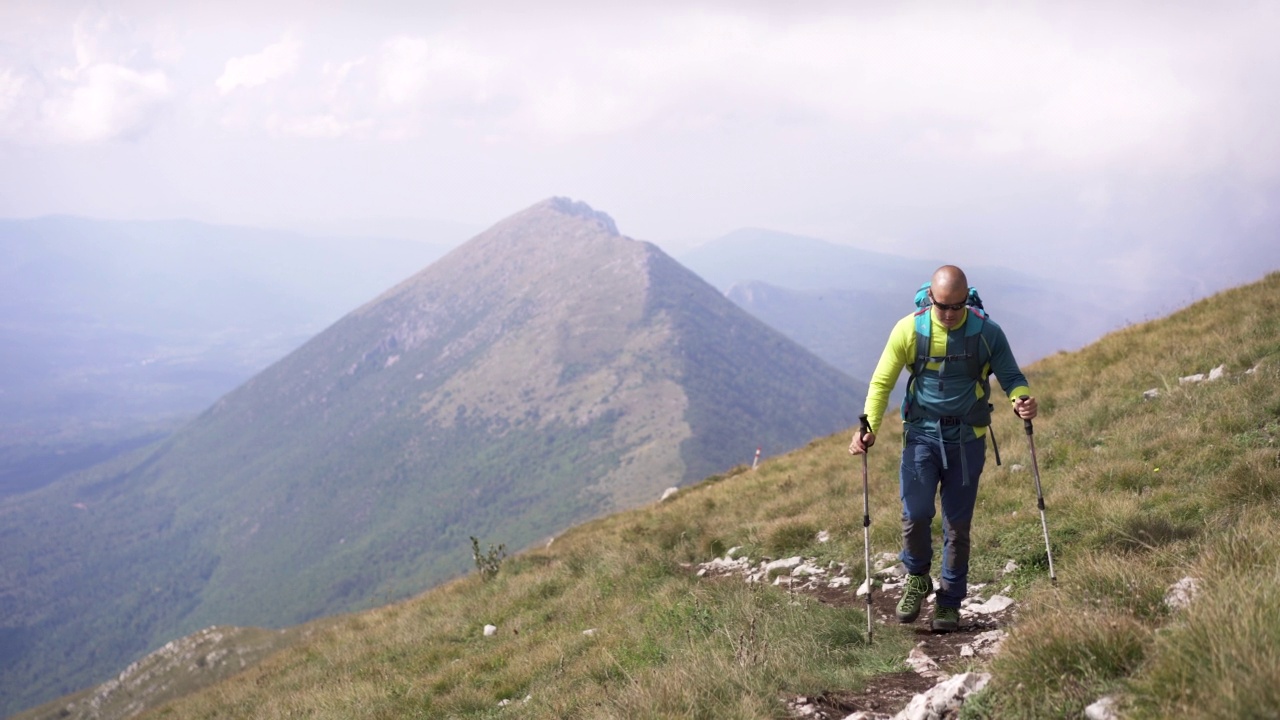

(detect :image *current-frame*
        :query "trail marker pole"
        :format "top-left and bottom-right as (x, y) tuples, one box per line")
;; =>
(1018, 395), (1057, 583)
(752, 446), (761, 470)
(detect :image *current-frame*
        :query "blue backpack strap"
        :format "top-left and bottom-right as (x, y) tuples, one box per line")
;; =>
(902, 308), (932, 420)
(962, 308), (987, 380)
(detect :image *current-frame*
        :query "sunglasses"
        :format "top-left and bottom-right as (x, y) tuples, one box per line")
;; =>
(928, 291), (967, 312)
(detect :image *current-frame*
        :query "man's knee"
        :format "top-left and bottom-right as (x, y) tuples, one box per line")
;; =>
(943, 519), (972, 547)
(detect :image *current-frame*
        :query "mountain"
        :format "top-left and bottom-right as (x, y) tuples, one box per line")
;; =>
(20, 270), (1280, 720)
(0, 198), (863, 716)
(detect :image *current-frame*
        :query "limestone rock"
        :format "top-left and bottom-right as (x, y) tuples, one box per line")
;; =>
(1164, 576), (1199, 611)
(893, 672), (991, 720)
(1085, 695), (1120, 720)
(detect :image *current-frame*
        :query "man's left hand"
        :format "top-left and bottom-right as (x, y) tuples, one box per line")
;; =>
(1014, 396), (1038, 420)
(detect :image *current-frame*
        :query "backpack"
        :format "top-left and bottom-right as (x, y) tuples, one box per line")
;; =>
(902, 282), (1003, 461)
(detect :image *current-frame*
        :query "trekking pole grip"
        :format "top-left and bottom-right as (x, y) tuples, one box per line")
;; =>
(858, 414), (871, 444)
(1018, 395), (1033, 436)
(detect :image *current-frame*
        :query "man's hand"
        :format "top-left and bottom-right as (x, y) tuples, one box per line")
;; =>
(849, 430), (876, 455)
(1014, 395), (1038, 420)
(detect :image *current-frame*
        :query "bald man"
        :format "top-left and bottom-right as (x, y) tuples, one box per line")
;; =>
(849, 265), (1038, 632)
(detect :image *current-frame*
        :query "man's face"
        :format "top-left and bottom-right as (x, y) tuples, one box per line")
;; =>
(929, 288), (968, 329)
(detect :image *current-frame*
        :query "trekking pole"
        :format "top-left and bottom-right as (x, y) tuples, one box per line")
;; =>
(1018, 395), (1057, 583)
(858, 414), (874, 641)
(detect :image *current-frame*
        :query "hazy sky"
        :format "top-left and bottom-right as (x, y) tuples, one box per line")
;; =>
(2, 1), (1278, 296)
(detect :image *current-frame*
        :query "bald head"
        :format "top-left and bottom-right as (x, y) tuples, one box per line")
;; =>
(929, 265), (970, 328)
(931, 265), (968, 297)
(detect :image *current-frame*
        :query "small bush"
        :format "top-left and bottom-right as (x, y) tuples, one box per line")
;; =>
(470, 536), (506, 581)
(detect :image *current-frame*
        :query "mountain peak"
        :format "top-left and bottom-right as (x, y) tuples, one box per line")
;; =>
(534, 196), (619, 236)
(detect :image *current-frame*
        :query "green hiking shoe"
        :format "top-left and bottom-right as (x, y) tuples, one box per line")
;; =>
(932, 606), (960, 632)
(896, 574), (933, 623)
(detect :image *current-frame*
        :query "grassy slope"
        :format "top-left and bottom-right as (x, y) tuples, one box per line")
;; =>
(117, 271), (1279, 718)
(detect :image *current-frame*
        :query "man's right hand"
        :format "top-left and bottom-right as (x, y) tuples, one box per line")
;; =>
(849, 431), (876, 455)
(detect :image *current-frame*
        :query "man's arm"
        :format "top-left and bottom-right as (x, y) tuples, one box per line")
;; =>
(863, 315), (914, 433)
(985, 323), (1032, 407)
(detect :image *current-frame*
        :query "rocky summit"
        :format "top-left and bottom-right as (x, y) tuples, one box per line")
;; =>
(1, 197), (863, 716)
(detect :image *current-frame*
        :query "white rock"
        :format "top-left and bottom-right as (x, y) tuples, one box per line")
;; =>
(971, 629), (1007, 656)
(905, 647), (944, 679)
(498, 698), (511, 707)
(726, 546), (745, 559)
(483, 624), (498, 636)
(1180, 372), (1206, 384)
(960, 644), (974, 657)
(765, 556), (804, 574)
(843, 712), (893, 720)
(874, 551), (899, 568)
(1164, 576), (1199, 611)
(793, 562), (825, 577)
(1142, 388), (1160, 400)
(701, 556), (749, 574)
(876, 563), (907, 578)
(660, 487), (679, 501)
(817, 530), (831, 543)
(1084, 695), (1120, 720)
(893, 672), (991, 720)
(1010, 464), (1024, 472)
(830, 576), (853, 589)
(1002, 559), (1018, 575)
(968, 595), (1015, 614)
(855, 578), (871, 596)
(1208, 364), (1227, 381)
(582, 628), (597, 636)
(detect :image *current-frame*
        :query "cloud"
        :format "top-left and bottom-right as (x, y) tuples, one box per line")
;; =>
(0, 8), (175, 144)
(42, 62), (170, 143)
(216, 36), (301, 94)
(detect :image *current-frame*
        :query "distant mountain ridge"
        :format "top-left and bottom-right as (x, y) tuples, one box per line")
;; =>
(680, 228), (1142, 378)
(0, 198), (864, 715)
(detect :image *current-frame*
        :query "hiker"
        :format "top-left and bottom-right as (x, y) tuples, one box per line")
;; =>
(848, 265), (1037, 632)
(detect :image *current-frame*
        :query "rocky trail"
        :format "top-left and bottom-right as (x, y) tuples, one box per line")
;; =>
(693, 549), (1017, 720)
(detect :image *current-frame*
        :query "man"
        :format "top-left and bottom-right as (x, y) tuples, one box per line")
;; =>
(849, 265), (1037, 632)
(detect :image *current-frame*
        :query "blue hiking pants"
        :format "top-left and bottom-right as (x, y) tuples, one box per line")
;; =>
(899, 429), (986, 609)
